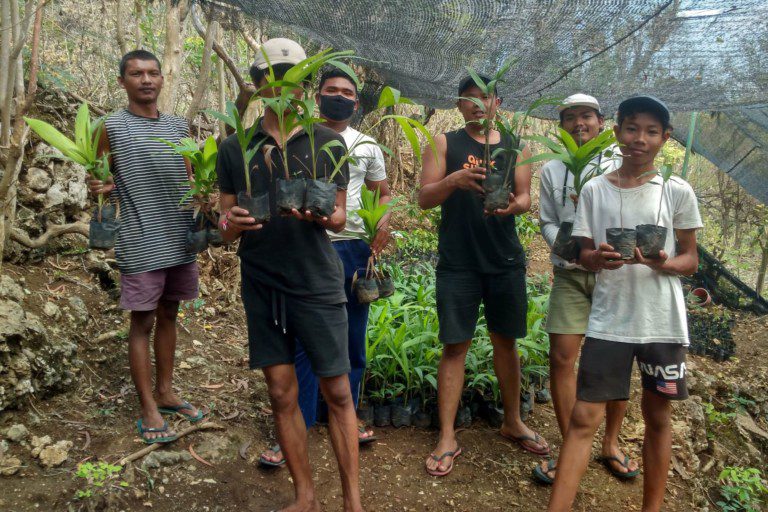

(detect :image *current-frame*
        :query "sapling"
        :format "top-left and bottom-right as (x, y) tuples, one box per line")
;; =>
(352, 186), (395, 303)
(156, 135), (221, 252)
(635, 164), (675, 258)
(206, 101), (268, 221)
(528, 127), (617, 260)
(24, 103), (119, 248)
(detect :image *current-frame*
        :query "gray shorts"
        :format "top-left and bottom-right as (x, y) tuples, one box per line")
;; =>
(120, 262), (199, 311)
(241, 270), (350, 378)
(577, 338), (688, 402)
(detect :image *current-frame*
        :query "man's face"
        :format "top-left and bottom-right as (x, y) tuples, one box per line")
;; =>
(457, 84), (500, 125)
(614, 112), (670, 166)
(318, 76), (357, 102)
(560, 106), (604, 145)
(118, 59), (163, 104)
(257, 73), (304, 102)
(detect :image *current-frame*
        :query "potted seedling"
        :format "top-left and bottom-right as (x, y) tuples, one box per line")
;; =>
(25, 103), (119, 249)
(206, 101), (269, 223)
(529, 128), (617, 260)
(605, 168), (637, 260)
(635, 164), (674, 258)
(252, 48), (357, 216)
(352, 187), (394, 303)
(156, 135), (220, 253)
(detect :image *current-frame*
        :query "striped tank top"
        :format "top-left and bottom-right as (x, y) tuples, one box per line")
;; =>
(105, 109), (195, 275)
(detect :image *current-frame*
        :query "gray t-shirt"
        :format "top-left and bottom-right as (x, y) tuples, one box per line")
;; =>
(572, 173), (703, 345)
(328, 126), (386, 241)
(105, 109), (195, 275)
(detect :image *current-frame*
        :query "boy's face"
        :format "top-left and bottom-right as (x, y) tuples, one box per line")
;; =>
(119, 59), (163, 104)
(457, 84), (500, 125)
(318, 76), (357, 101)
(614, 112), (670, 166)
(560, 106), (603, 145)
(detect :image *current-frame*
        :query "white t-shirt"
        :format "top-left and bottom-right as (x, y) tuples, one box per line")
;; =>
(571, 173), (703, 345)
(539, 146), (621, 269)
(328, 126), (387, 241)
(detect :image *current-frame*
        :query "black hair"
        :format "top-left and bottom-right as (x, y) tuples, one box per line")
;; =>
(558, 107), (604, 125)
(617, 103), (672, 132)
(318, 67), (358, 95)
(249, 63), (294, 85)
(458, 74), (493, 96)
(119, 50), (161, 77)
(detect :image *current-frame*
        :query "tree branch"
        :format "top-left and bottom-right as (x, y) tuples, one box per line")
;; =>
(115, 0), (129, 55)
(185, 4), (218, 122)
(10, 221), (90, 249)
(118, 422), (224, 465)
(191, 5), (246, 92)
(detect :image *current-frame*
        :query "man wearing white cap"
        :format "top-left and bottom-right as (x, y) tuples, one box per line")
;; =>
(217, 38), (363, 511)
(534, 94), (638, 484)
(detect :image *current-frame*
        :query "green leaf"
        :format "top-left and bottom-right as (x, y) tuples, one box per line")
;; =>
(465, 67), (488, 94)
(24, 117), (85, 164)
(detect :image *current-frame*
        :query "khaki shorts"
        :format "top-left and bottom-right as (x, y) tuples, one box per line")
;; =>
(545, 266), (596, 335)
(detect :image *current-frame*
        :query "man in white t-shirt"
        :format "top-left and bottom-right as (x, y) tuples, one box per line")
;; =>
(534, 94), (636, 485)
(548, 96), (702, 512)
(259, 68), (391, 467)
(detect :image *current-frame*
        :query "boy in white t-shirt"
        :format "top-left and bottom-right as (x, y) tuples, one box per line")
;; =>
(547, 96), (702, 512)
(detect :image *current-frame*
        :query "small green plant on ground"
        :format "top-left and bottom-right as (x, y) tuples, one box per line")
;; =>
(74, 461), (128, 500)
(717, 466), (768, 512)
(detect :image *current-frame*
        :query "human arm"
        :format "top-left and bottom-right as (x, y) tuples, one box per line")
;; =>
(418, 133), (485, 209)
(632, 228), (698, 275)
(578, 237), (625, 271)
(487, 144), (533, 216)
(363, 143), (393, 254)
(538, 163), (562, 247)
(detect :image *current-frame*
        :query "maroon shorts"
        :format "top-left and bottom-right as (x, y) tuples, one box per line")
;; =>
(120, 262), (199, 311)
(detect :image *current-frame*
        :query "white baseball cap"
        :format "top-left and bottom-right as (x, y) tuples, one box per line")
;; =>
(557, 93), (602, 114)
(252, 38), (307, 70)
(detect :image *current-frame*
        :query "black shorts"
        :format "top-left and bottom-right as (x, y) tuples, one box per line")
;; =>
(577, 338), (688, 402)
(436, 267), (527, 344)
(241, 272), (350, 378)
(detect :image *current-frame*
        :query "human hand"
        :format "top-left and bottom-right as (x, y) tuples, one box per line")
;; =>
(633, 247), (669, 271)
(449, 166), (486, 193)
(586, 242), (625, 271)
(289, 206), (337, 229)
(486, 192), (525, 216)
(224, 206), (264, 232)
(370, 225), (390, 255)
(88, 177), (115, 196)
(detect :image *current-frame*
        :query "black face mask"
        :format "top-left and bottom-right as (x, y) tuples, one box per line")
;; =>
(320, 94), (356, 121)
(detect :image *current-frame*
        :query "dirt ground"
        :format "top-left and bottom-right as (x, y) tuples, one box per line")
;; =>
(0, 248), (765, 511)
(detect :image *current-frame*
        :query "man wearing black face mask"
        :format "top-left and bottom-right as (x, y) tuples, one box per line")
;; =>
(258, 67), (391, 468)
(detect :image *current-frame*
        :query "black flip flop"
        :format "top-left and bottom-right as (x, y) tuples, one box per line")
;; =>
(597, 455), (640, 479)
(358, 425), (377, 445)
(258, 444), (286, 468)
(532, 458), (557, 485)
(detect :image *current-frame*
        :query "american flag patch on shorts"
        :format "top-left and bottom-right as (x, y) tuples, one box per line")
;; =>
(656, 380), (678, 395)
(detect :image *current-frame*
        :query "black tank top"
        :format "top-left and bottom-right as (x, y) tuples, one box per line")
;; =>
(438, 128), (525, 273)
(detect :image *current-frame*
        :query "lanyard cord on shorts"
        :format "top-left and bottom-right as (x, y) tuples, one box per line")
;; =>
(562, 152), (602, 206)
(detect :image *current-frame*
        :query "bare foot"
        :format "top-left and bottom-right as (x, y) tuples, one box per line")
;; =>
(138, 409), (176, 441)
(425, 436), (459, 474)
(259, 444), (284, 465)
(500, 422), (549, 455)
(279, 498), (320, 512)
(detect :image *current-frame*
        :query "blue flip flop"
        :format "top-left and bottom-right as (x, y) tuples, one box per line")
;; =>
(158, 401), (206, 422)
(597, 455), (640, 480)
(532, 458), (557, 485)
(136, 418), (178, 445)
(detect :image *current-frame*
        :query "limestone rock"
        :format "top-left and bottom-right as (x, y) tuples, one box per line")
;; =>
(67, 296), (88, 326)
(194, 435), (236, 464)
(45, 183), (66, 209)
(0, 276), (24, 303)
(43, 301), (61, 320)
(736, 412), (768, 442)
(24, 167), (52, 192)
(33, 142), (64, 162)
(0, 456), (22, 476)
(38, 440), (72, 468)
(142, 450), (191, 469)
(5, 424), (28, 443)
(30, 435), (52, 458)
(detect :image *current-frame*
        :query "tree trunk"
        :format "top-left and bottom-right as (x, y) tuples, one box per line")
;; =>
(185, 6), (217, 122)
(157, 0), (190, 113)
(757, 243), (768, 297)
(116, 0), (129, 54)
(134, 0), (144, 48)
(0, 0), (44, 269)
(216, 32), (227, 137)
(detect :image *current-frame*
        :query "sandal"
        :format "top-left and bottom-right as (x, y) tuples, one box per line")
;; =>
(425, 447), (462, 477)
(258, 444), (286, 468)
(597, 454), (640, 480)
(501, 431), (550, 456)
(532, 458), (557, 485)
(158, 401), (207, 423)
(358, 425), (377, 445)
(136, 418), (178, 445)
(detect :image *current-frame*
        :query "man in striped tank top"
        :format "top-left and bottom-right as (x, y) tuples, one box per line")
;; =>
(88, 51), (205, 444)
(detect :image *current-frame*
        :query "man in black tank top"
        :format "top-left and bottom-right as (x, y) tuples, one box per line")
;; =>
(419, 76), (549, 476)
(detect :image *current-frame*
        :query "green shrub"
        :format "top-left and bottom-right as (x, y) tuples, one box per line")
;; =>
(717, 467), (768, 512)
